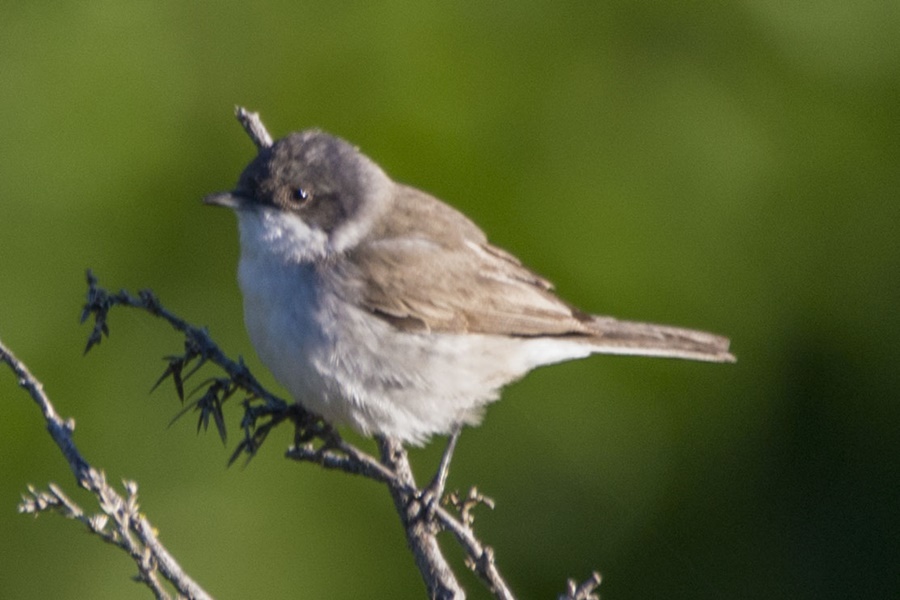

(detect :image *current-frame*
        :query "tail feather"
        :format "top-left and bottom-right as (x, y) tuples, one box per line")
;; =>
(584, 316), (735, 363)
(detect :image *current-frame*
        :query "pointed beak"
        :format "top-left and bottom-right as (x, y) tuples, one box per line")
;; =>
(203, 190), (248, 210)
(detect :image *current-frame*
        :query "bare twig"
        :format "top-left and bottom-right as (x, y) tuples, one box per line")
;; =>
(443, 487), (495, 528)
(1, 338), (213, 600)
(431, 503), (514, 600)
(235, 106), (273, 149)
(377, 435), (465, 600)
(558, 572), (602, 600)
(285, 432), (399, 485)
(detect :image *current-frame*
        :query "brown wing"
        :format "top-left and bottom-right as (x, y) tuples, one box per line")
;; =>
(338, 184), (591, 336)
(336, 184), (735, 362)
(346, 235), (592, 336)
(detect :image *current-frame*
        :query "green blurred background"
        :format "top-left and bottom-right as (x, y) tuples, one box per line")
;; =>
(2, 1), (897, 598)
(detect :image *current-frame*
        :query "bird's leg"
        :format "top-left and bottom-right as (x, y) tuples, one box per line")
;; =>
(420, 425), (462, 517)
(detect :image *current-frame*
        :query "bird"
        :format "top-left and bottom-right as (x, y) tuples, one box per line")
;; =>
(204, 129), (734, 446)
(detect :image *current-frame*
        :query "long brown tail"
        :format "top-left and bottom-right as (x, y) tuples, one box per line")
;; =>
(584, 316), (736, 363)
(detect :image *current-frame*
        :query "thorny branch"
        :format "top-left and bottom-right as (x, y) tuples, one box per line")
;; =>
(79, 270), (524, 598)
(5, 274), (602, 600)
(1, 106), (603, 600)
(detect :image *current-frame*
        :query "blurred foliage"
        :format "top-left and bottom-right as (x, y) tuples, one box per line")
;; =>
(1, 1), (898, 598)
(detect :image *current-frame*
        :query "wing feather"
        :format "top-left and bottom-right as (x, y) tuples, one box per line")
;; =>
(346, 235), (590, 336)
(333, 183), (734, 362)
(332, 184), (588, 336)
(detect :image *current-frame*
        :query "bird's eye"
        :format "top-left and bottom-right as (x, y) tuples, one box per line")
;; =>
(291, 187), (310, 203)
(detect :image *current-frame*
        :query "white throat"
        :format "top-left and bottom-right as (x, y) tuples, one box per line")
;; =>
(236, 206), (330, 265)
